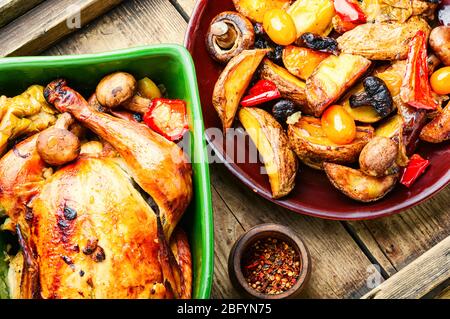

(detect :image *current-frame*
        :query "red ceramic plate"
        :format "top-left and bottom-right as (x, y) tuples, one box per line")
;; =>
(185, 0), (450, 220)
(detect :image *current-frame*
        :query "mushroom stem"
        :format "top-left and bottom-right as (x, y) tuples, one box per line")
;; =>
(211, 21), (238, 49)
(54, 112), (74, 130)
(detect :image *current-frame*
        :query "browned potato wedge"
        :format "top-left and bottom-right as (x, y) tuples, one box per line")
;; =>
(337, 17), (431, 61)
(288, 116), (374, 170)
(306, 54), (371, 117)
(232, 0), (292, 23)
(260, 58), (307, 107)
(324, 162), (399, 203)
(213, 49), (269, 130)
(282, 46), (330, 81)
(239, 107), (298, 199)
(420, 102), (450, 143)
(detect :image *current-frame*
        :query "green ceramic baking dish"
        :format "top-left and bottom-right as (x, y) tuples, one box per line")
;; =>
(0, 44), (213, 299)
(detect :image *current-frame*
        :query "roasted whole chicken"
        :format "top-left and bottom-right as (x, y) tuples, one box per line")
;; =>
(0, 75), (193, 299)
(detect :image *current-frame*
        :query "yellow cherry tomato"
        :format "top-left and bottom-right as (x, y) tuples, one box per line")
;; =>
(263, 9), (297, 46)
(430, 67), (450, 95)
(321, 105), (357, 145)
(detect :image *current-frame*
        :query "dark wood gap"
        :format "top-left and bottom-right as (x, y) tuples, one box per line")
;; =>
(341, 221), (393, 280)
(211, 182), (247, 232)
(169, 0), (190, 22)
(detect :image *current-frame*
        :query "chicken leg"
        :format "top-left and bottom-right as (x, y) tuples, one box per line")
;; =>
(44, 79), (192, 238)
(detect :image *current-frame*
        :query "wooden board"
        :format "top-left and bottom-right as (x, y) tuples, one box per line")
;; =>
(45, 0), (187, 55)
(0, 0), (123, 57)
(0, 0), (44, 28)
(362, 236), (450, 299)
(210, 165), (383, 299)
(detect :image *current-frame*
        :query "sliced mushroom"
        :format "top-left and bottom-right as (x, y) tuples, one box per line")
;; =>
(206, 11), (255, 64)
(350, 76), (394, 118)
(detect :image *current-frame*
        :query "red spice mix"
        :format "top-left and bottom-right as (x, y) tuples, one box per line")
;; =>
(241, 237), (301, 295)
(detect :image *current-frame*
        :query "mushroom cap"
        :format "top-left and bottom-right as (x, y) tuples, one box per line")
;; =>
(96, 72), (137, 109)
(206, 11), (255, 64)
(359, 136), (398, 177)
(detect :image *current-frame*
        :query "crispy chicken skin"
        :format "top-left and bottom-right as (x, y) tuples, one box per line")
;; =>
(32, 156), (168, 298)
(337, 17), (431, 60)
(0, 80), (193, 299)
(44, 79), (192, 238)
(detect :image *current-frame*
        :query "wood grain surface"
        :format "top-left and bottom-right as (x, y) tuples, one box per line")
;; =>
(362, 236), (450, 299)
(0, 0), (44, 28)
(1, 0), (448, 298)
(0, 0), (123, 56)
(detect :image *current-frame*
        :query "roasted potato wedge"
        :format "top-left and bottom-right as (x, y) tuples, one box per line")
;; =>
(420, 102), (450, 143)
(288, 116), (374, 170)
(306, 54), (371, 117)
(337, 17), (431, 61)
(213, 49), (269, 130)
(239, 107), (298, 198)
(232, 0), (292, 23)
(287, 0), (334, 38)
(260, 58), (307, 107)
(324, 162), (399, 203)
(282, 46), (330, 81)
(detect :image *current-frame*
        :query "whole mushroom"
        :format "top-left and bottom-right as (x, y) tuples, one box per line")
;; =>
(206, 11), (255, 64)
(359, 137), (399, 177)
(37, 113), (81, 166)
(96, 72), (137, 109)
(430, 26), (450, 66)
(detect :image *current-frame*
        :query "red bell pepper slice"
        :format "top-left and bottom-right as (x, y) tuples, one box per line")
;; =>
(400, 31), (438, 111)
(400, 154), (430, 188)
(333, 0), (367, 24)
(144, 98), (189, 141)
(241, 80), (281, 107)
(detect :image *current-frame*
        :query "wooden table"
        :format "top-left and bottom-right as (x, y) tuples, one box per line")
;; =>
(1, 0), (449, 299)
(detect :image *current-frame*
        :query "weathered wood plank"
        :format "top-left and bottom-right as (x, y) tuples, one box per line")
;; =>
(45, 0), (187, 55)
(0, 0), (44, 28)
(210, 164), (384, 299)
(352, 187), (450, 272)
(210, 187), (244, 299)
(362, 236), (450, 299)
(171, 0), (196, 18)
(0, 0), (123, 57)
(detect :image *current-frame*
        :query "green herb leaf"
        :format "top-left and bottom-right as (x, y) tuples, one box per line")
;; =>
(0, 232), (10, 299)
